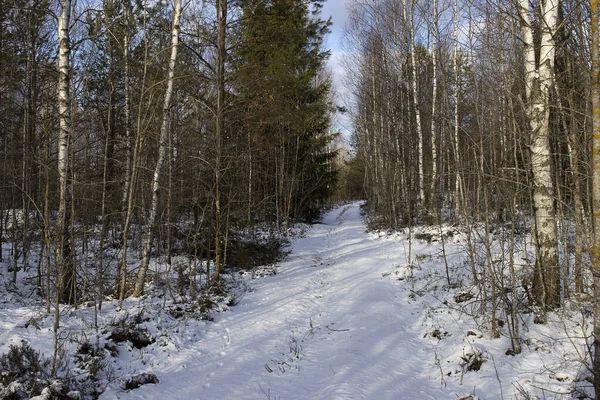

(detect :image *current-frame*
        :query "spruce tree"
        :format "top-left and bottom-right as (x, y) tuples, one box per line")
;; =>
(234, 0), (337, 226)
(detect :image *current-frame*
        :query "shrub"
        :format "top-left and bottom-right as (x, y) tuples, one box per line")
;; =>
(227, 236), (288, 270)
(0, 342), (50, 399)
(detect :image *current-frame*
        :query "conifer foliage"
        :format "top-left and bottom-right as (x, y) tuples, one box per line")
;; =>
(0, 0), (337, 306)
(234, 0), (337, 225)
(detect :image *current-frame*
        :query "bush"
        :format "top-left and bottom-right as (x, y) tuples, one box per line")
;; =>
(122, 373), (159, 391)
(227, 236), (288, 270)
(0, 342), (50, 399)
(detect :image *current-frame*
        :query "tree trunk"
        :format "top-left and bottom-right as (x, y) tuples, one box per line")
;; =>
(453, 0), (462, 221)
(517, 0), (560, 310)
(133, 0), (182, 297)
(404, 0), (425, 207)
(589, 0), (600, 397)
(55, 0), (75, 304)
(213, 0), (227, 281)
(430, 0), (438, 210)
(119, 0), (146, 305)
(565, 67), (585, 294)
(121, 0), (132, 217)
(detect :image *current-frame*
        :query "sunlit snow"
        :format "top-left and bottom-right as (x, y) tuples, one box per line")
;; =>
(0, 202), (592, 399)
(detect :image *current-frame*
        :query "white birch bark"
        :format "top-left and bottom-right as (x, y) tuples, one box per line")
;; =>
(430, 0), (438, 203)
(453, 0), (461, 220)
(134, 0), (182, 296)
(121, 0), (132, 214)
(404, 0), (425, 205)
(517, 0), (560, 309)
(55, 0), (75, 304)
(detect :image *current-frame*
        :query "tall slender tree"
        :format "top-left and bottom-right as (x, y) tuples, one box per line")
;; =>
(517, 0), (560, 310)
(56, 0), (75, 304)
(590, 0), (600, 395)
(213, 0), (227, 280)
(134, 0), (182, 297)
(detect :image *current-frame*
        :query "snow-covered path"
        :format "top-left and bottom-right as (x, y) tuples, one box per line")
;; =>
(112, 202), (448, 399)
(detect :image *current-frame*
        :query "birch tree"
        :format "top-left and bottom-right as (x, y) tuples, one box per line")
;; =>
(453, 0), (462, 220)
(429, 0), (439, 205)
(590, 0), (600, 395)
(134, 0), (182, 297)
(516, 0), (560, 310)
(404, 0), (425, 206)
(56, 0), (75, 304)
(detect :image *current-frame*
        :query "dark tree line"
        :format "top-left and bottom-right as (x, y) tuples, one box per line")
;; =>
(0, 0), (338, 308)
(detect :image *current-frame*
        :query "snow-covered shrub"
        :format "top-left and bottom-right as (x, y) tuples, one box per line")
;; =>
(0, 342), (51, 399)
(108, 326), (154, 349)
(227, 235), (289, 270)
(106, 310), (155, 349)
(122, 373), (159, 391)
(444, 344), (486, 381)
(68, 340), (115, 399)
(74, 341), (107, 381)
(391, 264), (417, 280)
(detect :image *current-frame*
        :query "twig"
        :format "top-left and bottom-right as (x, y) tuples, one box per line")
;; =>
(434, 350), (446, 388)
(491, 353), (504, 399)
(325, 324), (350, 332)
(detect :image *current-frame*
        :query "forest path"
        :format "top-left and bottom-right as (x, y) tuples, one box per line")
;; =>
(112, 202), (448, 399)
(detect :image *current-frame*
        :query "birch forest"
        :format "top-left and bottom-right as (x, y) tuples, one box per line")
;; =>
(345, 0), (600, 397)
(3, 0), (600, 398)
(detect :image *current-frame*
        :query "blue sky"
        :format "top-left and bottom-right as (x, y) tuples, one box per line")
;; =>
(321, 0), (353, 137)
(321, 0), (350, 53)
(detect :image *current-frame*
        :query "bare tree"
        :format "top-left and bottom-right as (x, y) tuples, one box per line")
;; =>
(452, 0), (462, 220)
(404, 0), (425, 207)
(213, 0), (227, 281)
(134, 0), (182, 297)
(590, 0), (600, 396)
(55, 0), (75, 305)
(430, 0), (439, 206)
(516, 0), (560, 310)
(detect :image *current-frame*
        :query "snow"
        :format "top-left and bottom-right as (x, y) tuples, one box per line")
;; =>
(0, 202), (593, 399)
(103, 202), (447, 399)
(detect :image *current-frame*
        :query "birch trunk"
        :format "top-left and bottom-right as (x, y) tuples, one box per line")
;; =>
(430, 0), (438, 208)
(453, 0), (462, 221)
(133, 0), (182, 297)
(589, 0), (600, 396)
(55, 0), (75, 304)
(517, 0), (560, 310)
(121, 0), (132, 215)
(404, 0), (425, 206)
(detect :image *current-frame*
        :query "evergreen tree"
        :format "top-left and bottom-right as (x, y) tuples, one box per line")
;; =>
(234, 0), (337, 226)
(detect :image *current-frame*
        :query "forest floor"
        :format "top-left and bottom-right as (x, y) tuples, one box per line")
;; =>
(0, 202), (594, 399)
